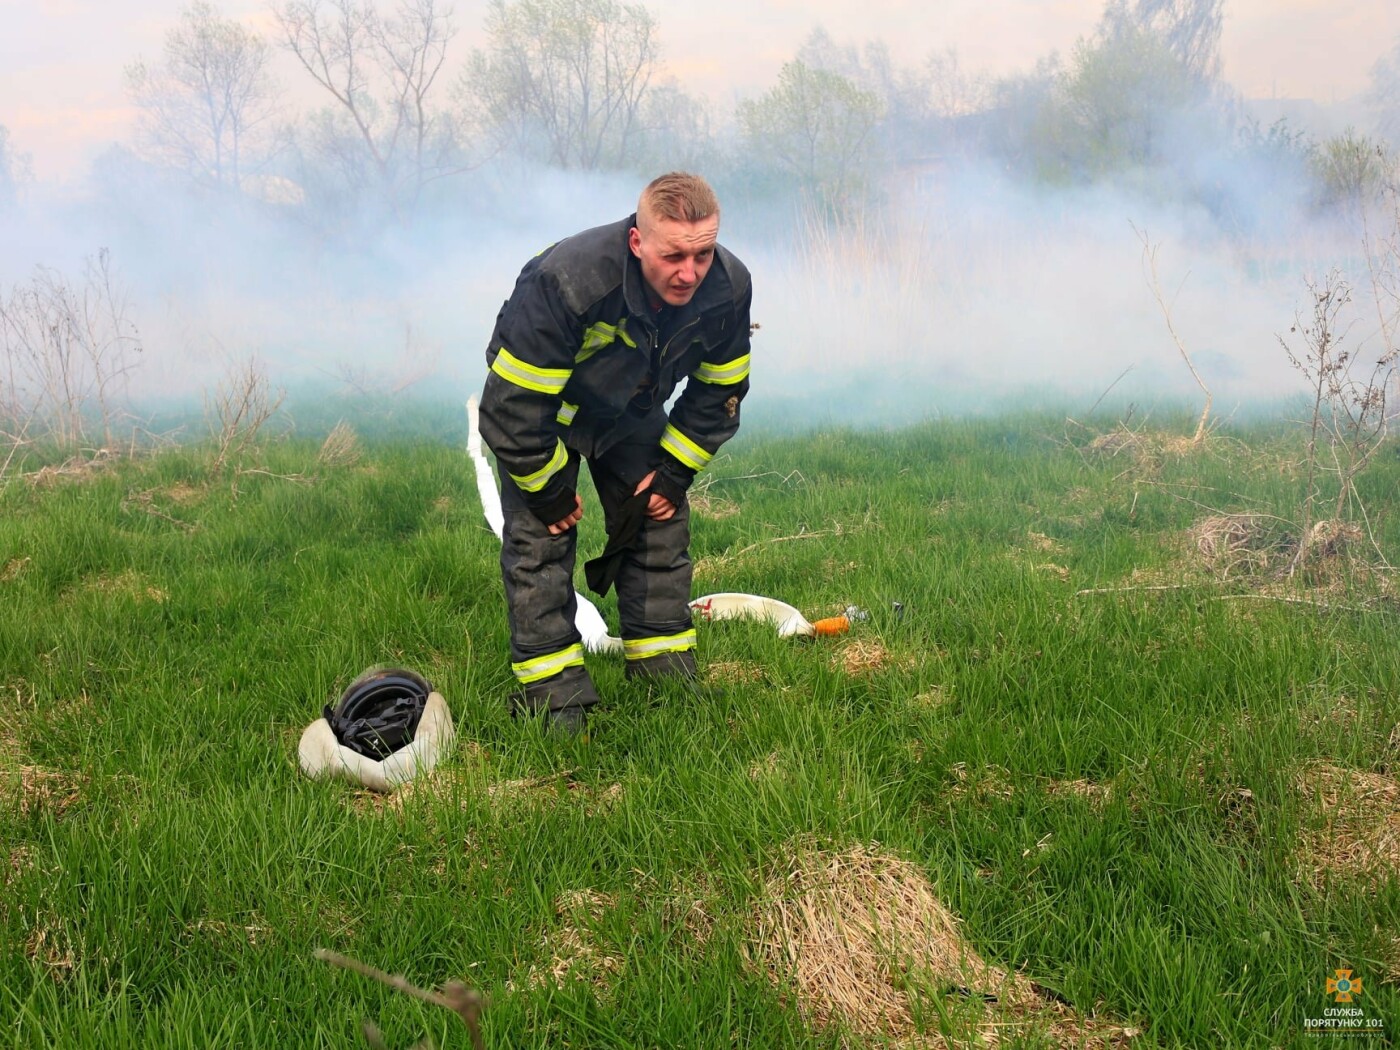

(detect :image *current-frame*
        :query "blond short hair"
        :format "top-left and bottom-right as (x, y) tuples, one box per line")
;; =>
(638, 172), (719, 225)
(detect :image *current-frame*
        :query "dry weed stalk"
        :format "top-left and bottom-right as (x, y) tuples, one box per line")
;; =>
(0, 251), (142, 456)
(1278, 270), (1393, 575)
(318, 420), (362, 467)
(1135, 227), (1211, 447)
(206, 356), (284, 475)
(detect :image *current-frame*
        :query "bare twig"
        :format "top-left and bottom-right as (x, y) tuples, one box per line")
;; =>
(728, 520), (866, 559)
(315, 948), (485, 1050)
(1075, 584), (1204, 596)
(234, 467), (315, 484)
(206, 356), (285, 475)
(1133, 224), (1212, 446)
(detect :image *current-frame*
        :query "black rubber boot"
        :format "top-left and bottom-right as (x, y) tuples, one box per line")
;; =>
(625, 650), (724, 704)
(510, 665), (599, 734)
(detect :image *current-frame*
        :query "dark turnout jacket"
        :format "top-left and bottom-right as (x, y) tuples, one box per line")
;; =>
(479, 215), (753, 525)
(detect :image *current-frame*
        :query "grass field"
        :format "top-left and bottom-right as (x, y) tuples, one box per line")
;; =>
(2, 404), (1398, 1048)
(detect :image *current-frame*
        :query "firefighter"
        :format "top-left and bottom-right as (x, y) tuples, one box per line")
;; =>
(477, 172), (752, 734)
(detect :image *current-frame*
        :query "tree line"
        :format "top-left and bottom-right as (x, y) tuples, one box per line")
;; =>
(4, 0), (1400, 232)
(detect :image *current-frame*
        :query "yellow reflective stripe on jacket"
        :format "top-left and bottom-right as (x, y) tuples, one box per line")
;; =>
(509, 438), (568, 493)
(661, 424), (712, 471)
(556, 401), (578, 426)
(575, 319), (637, 364)
(491, 347), (572, 395)
(693, 353), (751, 385)
(622, 629), (697, 662)
(512, 644), (586, 684)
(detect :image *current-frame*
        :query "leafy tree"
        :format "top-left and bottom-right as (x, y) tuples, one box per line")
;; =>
(1036, 21), (1202, 182)
(794, 28), (938, 164)
(626, 80), (715, 175)
(459, 0), (661, 172)
(737, 58), (882, 214)
(1310, 129), (1395, 215)
(276, 0), (459, 218)
(125, 2), (280, 191)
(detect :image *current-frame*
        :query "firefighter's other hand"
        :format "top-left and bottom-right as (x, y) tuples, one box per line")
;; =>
(547, 494), (584, 534)
(635, 470), (676, 522)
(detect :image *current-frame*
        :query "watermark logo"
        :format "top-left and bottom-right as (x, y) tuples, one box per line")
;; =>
(1326, 970), (1362, 1004)
(1303, 967), (1384, 1040)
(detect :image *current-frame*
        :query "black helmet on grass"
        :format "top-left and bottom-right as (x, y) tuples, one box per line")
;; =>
(323, 667), (433, 760)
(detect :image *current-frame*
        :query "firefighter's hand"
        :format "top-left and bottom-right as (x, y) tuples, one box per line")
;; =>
(635, 470), (676, 522)
(547, 494), (584, 535)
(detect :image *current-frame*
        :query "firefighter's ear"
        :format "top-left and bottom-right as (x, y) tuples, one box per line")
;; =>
(628, 225), (642, 259)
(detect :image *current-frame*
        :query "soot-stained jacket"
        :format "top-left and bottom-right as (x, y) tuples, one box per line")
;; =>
(479, 215), (753, 525)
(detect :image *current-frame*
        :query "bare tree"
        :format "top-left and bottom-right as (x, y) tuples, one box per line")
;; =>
(125, 1), (280, 190)
(276, 0), (457, 216)
(925, 47), (989, 121)
(1101, 0), (1224, 84)
(1368, 35), (1400, 145)
(460, 0), (659, 171)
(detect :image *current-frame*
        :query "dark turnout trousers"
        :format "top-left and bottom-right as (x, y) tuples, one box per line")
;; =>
(499, 423), (697, 714)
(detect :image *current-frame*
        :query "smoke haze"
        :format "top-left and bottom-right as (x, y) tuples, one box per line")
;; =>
(2, 0), (1398, 433)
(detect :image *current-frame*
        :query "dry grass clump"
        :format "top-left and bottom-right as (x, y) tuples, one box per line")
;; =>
(317, 421), (362, 468)
(1027, 531), (1064, 553)
(25, 448), (119, 488)
(513, 889), (623, 994)
(1044, 778), (1114, 808)
(746, 842), (1137, 1047)
(24, 918), (77, 981)
(1190, 514), (1290, 578)
(660, 881), (718, 950)
(947, 763), (1016, 803)
(1188, 514), (1365, 584)
(185, 916), (270, 946)
(5, 844), (35, 891)
(0, 765), (87, 818)
(1086, 427), (1199, 461)
(748, 751), (783, 781)
(834, 640), (914, 677)
(1297, 763), (1400, 885)
(161, 481), (206, 504)
(121, 488), (199, 531)
(907, 685), (953, 710)
(79, 569), (169, 604)
(1299, 519), (1363, 561)
(705, 660), (769, 686)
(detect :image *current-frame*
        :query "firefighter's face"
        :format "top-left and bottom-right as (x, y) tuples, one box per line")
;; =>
(629, 213), (719, 308)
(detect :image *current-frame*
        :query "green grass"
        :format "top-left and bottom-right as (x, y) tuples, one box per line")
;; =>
(2, 411), (1398, 1048)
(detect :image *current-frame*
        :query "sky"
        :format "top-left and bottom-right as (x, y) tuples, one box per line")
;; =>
(2, 0), (1399, 180)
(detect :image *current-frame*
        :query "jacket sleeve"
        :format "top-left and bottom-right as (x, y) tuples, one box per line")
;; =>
(654, 272), (753, 501)
(478, 262), (583, 525)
